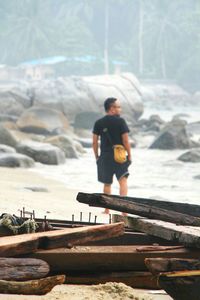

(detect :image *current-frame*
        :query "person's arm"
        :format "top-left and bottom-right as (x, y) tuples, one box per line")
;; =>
(92, 134), (99, 160)
(122, 132), (131, 161)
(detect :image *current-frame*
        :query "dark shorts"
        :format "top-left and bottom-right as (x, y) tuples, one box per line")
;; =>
(97, 152), (130, 184)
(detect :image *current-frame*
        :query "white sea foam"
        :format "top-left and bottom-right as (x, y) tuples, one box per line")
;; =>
(31, 147), (200, 205)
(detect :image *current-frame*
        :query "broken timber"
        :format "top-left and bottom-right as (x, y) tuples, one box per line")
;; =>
(28, 245), (200, 272)
(96, 193), (200, 217)
(0, 222), (124, 257)
(113, 214), (200, 248)
(66, 271), (159, 289)
(0, 257), (49, 281)
(145, 258), (200, 275)
(0, 275), (65, 295)
(77, 192), (200, 226)
(158, 270), (200, 300)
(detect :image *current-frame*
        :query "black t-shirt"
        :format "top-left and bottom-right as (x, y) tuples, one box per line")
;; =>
(93, 115), (130, 153)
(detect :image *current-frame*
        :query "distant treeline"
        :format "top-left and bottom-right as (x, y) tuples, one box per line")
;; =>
(0, 0), (199, 91)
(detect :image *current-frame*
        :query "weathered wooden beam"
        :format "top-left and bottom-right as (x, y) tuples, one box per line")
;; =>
(28, 245), (200, 272)
(113, 214), (200, 248)
(0, 258), (49, 281)
(86, 231), (177, 246)
(67, 271), (159, 289)
(136, 245), (184, 252)
(77, 192), (200, 226)
(96, 193), (200, 217)
(0, 275), (65, 295)
(145, 258), (200, 275)
(158, 270), (200, 300)
(38, 222), (124, 249)
(0, 223), (124, 257)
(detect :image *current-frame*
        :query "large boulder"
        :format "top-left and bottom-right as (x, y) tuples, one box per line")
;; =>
(178, 149), (200, 163)
(149, 119), (191, 149)
(0, 73), (143, 128)
(17, 107), (70, 135)
(45, 135), (79, 158)
(0, 144), (16, 153)
(141, 82), (191, 108)
(33, 73), (143, 124)
(0, 114), (18, 123)
(0, 124), (18, 147)
(0, 153), (34, 168)
(16, 140), (65, 165)
(74, 111), (103, 129)
(0, 84), (31, 116)
(136, 114), (165, 133)
(186, 121), (200, 140)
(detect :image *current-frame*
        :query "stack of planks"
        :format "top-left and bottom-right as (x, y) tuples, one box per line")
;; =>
(75, 192), (200, 292)
(0, 222), (124, 295)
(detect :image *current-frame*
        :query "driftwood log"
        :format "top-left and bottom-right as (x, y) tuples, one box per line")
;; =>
(0, 257), (49, 281)
(145, 258), (200, 275)
(96, 193), (200, 217)
(0, 222), (124, 257)
(77, 192), (200, 226)
(67, 271), (159, 289)
(0, 275), (65, 295)
(158, 270), (200, 300)
(28, 245), (200, 272)
(113, 214), (200, 248)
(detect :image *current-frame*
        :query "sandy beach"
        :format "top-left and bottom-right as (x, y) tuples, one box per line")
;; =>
(0, 166), (107, 223)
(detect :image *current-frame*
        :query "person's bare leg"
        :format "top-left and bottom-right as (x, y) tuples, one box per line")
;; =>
(119, 176), (128, 196)
(103, 184), (111, 214)
(119, 176), (128, 216)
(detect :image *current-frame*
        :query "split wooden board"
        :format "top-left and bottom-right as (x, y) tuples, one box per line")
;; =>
(0, 222), (124, 257)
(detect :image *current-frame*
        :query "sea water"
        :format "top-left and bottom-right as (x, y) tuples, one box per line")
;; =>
(31, 106), (200, 205)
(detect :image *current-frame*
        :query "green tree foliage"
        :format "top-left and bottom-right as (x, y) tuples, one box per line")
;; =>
(0, 0), (199, 90)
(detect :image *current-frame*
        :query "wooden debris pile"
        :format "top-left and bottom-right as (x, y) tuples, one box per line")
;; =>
(76, 192), (200, 298)
(0, 222), (124, 295)
(1, 191), (200, 297)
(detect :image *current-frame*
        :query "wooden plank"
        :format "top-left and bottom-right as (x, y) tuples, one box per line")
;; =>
(136, 245), (184, 252)
(113, 214), (200, 248)
(0, 258), (49, 281)
(0, 234), (39, 257)
(96, 193), (200, 217)
(66, 271), (159, 289)
(0, 275), (65, 295)
(86, 231), (178, 246)
(145, 258), (200, 275)
(28, 245), (200, 272)
(158, 270), (200, 300)
(0, 223), (124, 257)
(77, 192), (200, 226)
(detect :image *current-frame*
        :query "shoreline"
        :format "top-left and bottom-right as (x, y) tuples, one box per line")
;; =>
(0, 167), (106, 223)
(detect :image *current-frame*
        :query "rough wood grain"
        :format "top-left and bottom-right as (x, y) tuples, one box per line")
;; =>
(96, 193), (200, 217)
(113, 214), (200, 248)
(145, 258), (200, 275)
(0, 223), (124, 257)
(0, 275), (65, 295)
(159, 271), (200, 300)
(136, 245), (184, 252)
(0, 258), (49, 281)
(28, 245), (200, 272)
(67, 271), (159, 289)
(77, 192), (200, 226)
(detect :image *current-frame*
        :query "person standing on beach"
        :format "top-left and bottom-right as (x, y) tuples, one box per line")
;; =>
(92, 97), (131, 213)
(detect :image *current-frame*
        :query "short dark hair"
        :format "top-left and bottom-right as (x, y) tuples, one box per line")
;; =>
(104, 97), (117, 112)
